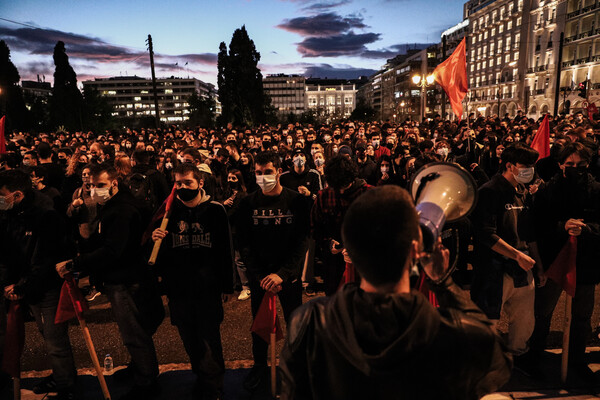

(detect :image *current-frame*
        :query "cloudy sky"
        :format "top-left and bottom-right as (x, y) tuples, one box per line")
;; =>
(2, 0), (466, 86)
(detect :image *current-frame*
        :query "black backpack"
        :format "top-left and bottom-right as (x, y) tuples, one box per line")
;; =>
(125, 170), (158, 213)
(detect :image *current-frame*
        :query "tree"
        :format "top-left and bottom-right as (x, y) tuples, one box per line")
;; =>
(217, 26), (266, 126)
(350, 98), (376, 121)
(0, 40), (29, 130)
(186, 92), (216, 127)
(50, 41), (83, 131)
(82, 85), (114, 132)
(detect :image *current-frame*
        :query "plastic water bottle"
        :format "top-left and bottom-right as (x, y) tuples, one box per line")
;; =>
(104, 354), (113, 374)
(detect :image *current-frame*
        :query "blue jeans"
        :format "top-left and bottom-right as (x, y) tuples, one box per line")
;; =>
(103, 283), (163, 386)
(30, 288), (77, 390)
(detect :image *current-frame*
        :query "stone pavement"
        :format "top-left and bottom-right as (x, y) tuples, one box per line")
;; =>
(12, 349), (600, 400)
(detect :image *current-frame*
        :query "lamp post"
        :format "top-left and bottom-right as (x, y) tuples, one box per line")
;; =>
(497, 61), (517, 117)
(412, 74), (435, 123)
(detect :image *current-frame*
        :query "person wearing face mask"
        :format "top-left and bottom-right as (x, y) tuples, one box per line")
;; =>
(56, 164), (164, 400)
(0, 170), (79, 400)
(371, 133), (391, 162)
(470, 143), (542, 373)
(234, 151), (310, 393)
(280, 149), (322, 201)
(355, 145), (377, 185)
(66, 165), (98, 240)
(522, 142), (600, 382)
(312, 151), (327, 188)
(151, 164), (233, 399)
(22, 150), (39, 168)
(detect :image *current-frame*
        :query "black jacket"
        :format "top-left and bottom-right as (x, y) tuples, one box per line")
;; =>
(0, 191), (66, 303)
(71, 189), (151, 286)
(533, 172), (600, 284)
(154, 194), (234, 314)
(280, 281), (511, 400)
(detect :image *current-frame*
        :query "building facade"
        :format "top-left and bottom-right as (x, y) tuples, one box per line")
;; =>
(305, 78), (360, 121)
(465, 0), (530, 118)
(82, 76), (215, 123)
(559, 0), (600, 114)
(524, 0), (566, 119)
(263, 74), (306, 117)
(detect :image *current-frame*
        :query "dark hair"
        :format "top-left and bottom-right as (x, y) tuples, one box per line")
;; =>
(254, 151), (281, 169)
(558, 141), (592, 164)
(58, 147), (73, 157)
(228, 169), (247, 193)
(102, 144), (115, 160)
(500, 143), (539, 171)
(173, 163), (203, 184)
(89, 163), (118, 181)
(30, 166), (48, 183)
(132, 149), (151, 165)
(37, 142), (52, 159)
(182, 147), (201, 162)
(342, 186), (419, 286)
(0, 169), (32, 194)
(324, 155), (358, 190)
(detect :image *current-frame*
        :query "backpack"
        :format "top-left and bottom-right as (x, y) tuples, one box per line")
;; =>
(125, 170), (158, 213)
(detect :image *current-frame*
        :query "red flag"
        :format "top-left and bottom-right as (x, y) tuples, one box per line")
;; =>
(55, 275), (89, 324)
(546, 236), (577, 297)
(1, 301), (25, 378)
(338, 262), (356, 289)
(433, 38), (468, 121)
(0, 116), (6, 154)
(141, 184), (177, 245)
(251, 292), (283, 343)
(416, 274), (439, 308)
(531, 114), (550, 160)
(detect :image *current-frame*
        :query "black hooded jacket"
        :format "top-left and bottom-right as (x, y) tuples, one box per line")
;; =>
(280, 281), (511, 400)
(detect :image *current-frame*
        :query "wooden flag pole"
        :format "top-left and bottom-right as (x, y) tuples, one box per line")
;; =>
(270, 332), (277, 397)
(148, 215), (169, 265)
(79, 319), (111, 399)
(13, 377), (20, 400)
(561, 294), (573, 384)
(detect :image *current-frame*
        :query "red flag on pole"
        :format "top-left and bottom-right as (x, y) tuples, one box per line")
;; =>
(546, 236), (577, 297)
(0, 116), (6, 154)
(531, 114), (550, 160)
(141, 184), (177, 245)
(55, 275), (89, 324)
(251, 292), (283, 343)
(338, 262), (356, 289)
(1, 301), (25, 378)
(433, 38), (468, 121)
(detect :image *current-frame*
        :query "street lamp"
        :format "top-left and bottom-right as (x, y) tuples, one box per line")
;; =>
(412, 74), (435, 122)
(497, 61), (517, 117)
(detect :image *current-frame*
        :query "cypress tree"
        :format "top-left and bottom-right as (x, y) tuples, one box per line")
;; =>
(50, 41), (83, 131)
(0, 40), (29, 130)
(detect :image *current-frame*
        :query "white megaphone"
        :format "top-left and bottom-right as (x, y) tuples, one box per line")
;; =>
(409, 162), (478, 251)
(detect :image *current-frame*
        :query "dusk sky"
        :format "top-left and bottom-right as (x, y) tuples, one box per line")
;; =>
(2, 0), (466, 86)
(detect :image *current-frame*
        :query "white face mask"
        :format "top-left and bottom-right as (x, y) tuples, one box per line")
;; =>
(514, 166), (535, 184)
(22, 159), (34, 167)
(314, 158), (325, 167)
(255, 174), (278, 193)
(381, 166), (389, 174)
(91, 186), (113, 205)
(436, 147), (449, 158)
(293, 158), (305, 168)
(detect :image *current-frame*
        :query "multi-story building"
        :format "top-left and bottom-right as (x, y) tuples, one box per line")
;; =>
(82, 76), (215, 123)
(524, 0), (566, 118)
(305, 78), (361, 121)
(263, 74), (306, 117)
(560, 0), (600, 114)
(465, 0), (529, 118)
(21, 80), (52, 110)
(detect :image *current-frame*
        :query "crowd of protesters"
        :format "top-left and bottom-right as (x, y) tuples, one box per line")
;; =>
(0, 108), (599, 399)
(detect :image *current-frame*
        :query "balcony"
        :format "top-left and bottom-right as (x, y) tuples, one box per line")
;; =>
(562, 60), (575, 68)
(592, 54), (600, 62)
(576, 56), (591, 64)
(536, 65), (547, 72)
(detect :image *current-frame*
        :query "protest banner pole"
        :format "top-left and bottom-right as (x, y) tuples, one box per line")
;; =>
(148, 185), (176, 265)
(13, 378), (20, 400)
(270, 332), (277, 397)
(78, 318), (111, 400)
(561, 294), (573, 384)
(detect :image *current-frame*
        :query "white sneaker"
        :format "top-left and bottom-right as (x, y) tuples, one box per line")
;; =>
(238, 289), (251, 301)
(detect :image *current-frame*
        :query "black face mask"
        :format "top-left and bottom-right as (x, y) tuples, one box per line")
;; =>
(229, 181), (239, 190)
(386, 142), (394, 150)
(58, 158), (68, 166)
(177, 187), (200, 202)
(564, 166), (588, 184)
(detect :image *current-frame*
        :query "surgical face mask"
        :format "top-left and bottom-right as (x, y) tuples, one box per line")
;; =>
(323, 135), (331, 142)
(436, 147), (449, 158)
(255, 174), (278, 193)
(287, 139), (293, 145)
(514, 166), (535, 184)
(314, 158), (325, 167)
(311, 149), (318, 156)
(22, 159), (34, 167)
(372, 139), (380, 148)
(165, 162), (173, 170)
(381, 166), (389, 174)
(0, 193), (15, 211)
(91, 186), (113, 205)
(293, 157), (305, 168)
